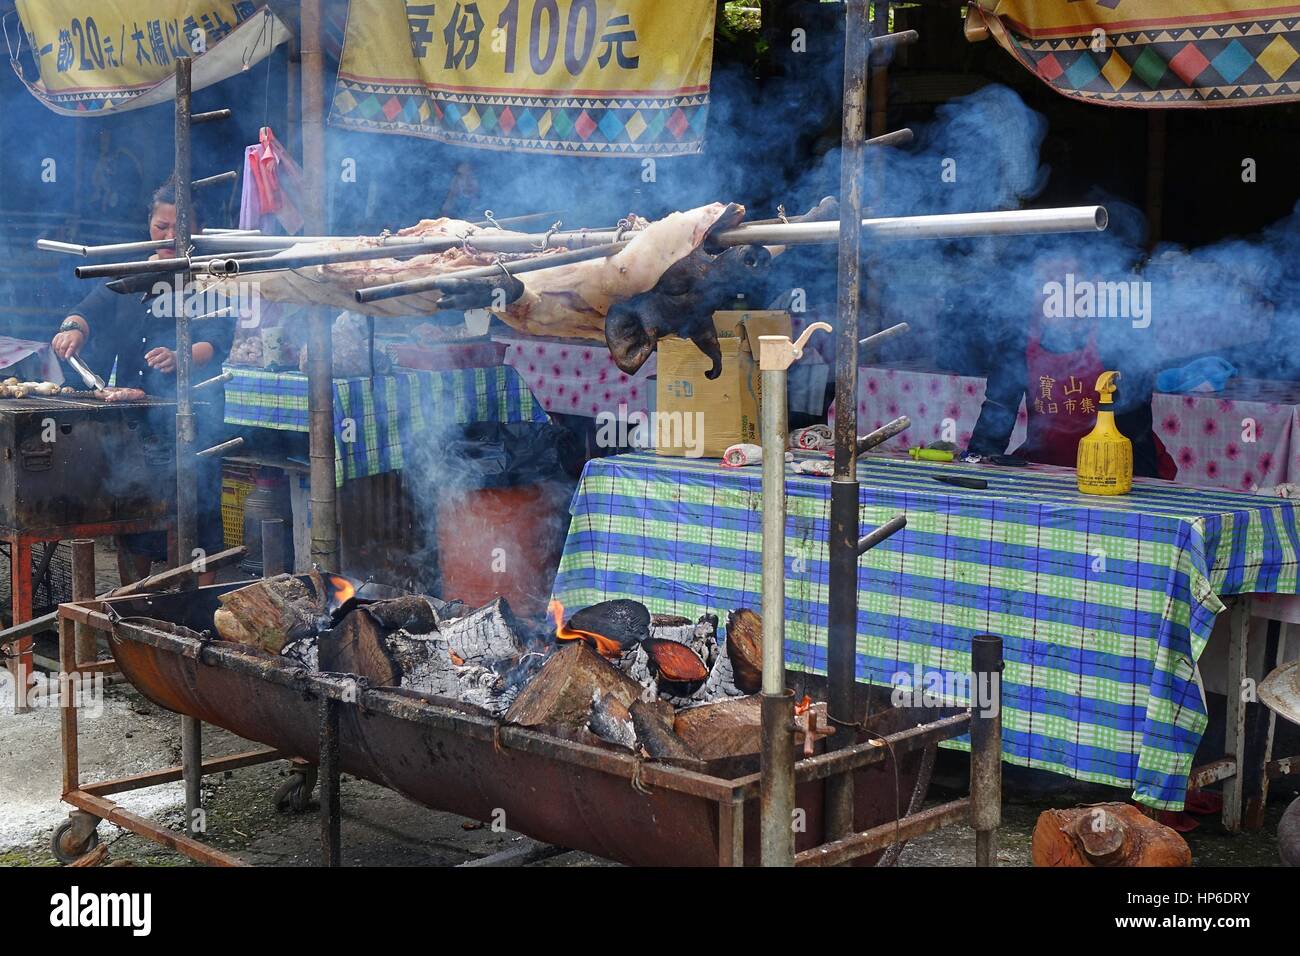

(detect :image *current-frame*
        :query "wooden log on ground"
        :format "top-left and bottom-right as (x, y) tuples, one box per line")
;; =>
(1031, 803), (1192, 867)
(506, 642), (642, 733)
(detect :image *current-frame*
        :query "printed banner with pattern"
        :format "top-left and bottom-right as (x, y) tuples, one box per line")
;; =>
(971, 1), (1300, 107)
(11, 1), (286, 115)
(331, 0), (716, 156)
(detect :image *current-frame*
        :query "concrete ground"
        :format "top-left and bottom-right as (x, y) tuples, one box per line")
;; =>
(0, 544), (1291, 868)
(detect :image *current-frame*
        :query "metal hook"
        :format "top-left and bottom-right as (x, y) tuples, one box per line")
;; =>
(482, 210), (503, 230)
(532, 220), (563, 250)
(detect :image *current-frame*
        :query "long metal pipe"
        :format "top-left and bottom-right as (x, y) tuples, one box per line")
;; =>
(301, 0), (338, 571)
(67, 206), (1109, 281)
(759, 361), (795, 867)
(826, 0), (873, 848)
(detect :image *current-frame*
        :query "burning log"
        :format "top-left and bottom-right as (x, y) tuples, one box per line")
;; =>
(213, 572), (331, 654)
(506, 642), (643, 735)
(1031, 804), (1191, 867)
(629, 700), (702, 767)
(724, 609), (763, 694)
(549, 598), (650, 657)
(643, 638), (709, 688)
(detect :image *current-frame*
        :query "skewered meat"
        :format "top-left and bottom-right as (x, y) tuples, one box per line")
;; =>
(196, 200), (835, 373)
(95, 387), (147, 403)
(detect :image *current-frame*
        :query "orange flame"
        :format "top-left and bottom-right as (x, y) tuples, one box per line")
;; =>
(547, 597), (624, 658)
(328, 575), (356, 605)
(795, 694), (813, 716)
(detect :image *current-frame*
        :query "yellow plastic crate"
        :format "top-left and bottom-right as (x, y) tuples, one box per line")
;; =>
(221, 464), (258, 547)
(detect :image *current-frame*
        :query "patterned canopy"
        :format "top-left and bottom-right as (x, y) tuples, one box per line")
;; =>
(970, 1), (1300, 107)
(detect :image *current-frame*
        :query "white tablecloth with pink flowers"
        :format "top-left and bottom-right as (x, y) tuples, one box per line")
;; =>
(847, 364), (1300, 492)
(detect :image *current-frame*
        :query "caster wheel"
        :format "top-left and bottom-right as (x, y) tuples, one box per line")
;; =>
(51, 819), (99, 864)
(274, 769), (317, 814)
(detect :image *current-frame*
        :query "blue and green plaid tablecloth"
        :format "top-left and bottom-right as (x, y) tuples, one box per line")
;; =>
(224, 366), (547, 485)
(553, 452), (1300, 809)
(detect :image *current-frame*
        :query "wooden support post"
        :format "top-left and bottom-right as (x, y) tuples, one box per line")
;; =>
(1224, 598), (1250, 833)
(1250, 621), (1287, 829)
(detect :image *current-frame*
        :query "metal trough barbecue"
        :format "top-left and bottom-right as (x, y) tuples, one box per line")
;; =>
(56, 583), (996, 867)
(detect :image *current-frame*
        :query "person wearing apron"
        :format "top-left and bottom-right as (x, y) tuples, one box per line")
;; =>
(967, 269), (1177, 480)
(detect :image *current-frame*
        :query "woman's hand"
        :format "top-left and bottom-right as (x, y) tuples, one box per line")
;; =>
(52, 328), (86, 359)
(145, 346), (177, 374)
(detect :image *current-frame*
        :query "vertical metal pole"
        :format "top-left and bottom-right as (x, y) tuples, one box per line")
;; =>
(175, 56), (203, 837)
(826, 0), (872, 844)
(174, 57), (197, 561)
(261, 518), (286, 577)
(319, 697), (341, 866)
(301, 0), (339, 571)
(760, 365), (795, 867)
(71, 539), (96, 666)
(970, 634), (1003, 866)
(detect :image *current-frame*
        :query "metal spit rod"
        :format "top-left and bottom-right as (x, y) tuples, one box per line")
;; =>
(68, 206), (1108, 280)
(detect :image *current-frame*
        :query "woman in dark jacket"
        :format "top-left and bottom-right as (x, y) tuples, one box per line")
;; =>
(51, 179), (235, 583)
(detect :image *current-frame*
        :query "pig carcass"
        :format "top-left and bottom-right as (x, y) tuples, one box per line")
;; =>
(198, 199), (836, 373)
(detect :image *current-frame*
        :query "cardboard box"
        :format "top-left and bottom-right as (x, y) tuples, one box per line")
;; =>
(655, 311), (792, 458)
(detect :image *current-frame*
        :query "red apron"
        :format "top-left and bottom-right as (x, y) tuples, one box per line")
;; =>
(1013, 328), (1176, 479)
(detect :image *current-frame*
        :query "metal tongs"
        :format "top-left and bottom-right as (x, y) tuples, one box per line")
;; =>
(67, 354), (106, 391)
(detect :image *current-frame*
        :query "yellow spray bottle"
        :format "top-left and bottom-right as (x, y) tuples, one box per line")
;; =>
(1077, 370), (1132, 495)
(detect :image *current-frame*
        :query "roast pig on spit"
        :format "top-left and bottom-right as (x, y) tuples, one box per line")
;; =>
(196, 199), (837, 375)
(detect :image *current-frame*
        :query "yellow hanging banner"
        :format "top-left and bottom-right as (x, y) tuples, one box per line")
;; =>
(971, 0), (1300, 107)
(331, 0), (717, 156)
(11, 1), (286, 115)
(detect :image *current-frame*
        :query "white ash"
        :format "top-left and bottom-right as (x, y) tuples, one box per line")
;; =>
(432, 598), (526, 663)
(280, 638), (319, 671)
(387, 630), (517, 716)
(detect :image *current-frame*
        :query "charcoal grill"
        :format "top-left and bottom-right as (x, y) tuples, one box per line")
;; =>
(1, 394), (189, 712)
(0, 395), (179, 530)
